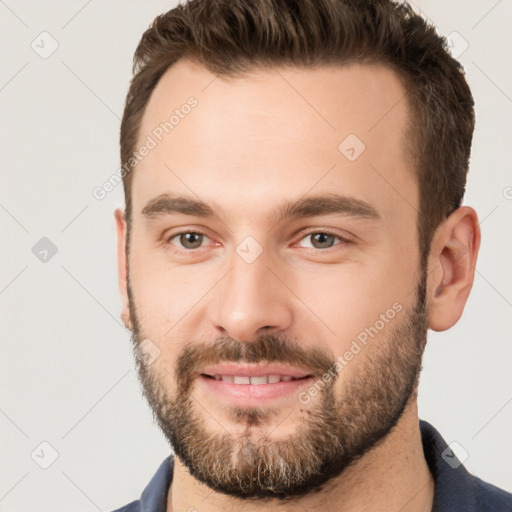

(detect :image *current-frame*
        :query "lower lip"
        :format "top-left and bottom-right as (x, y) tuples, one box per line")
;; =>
(198, 375), (315, 405)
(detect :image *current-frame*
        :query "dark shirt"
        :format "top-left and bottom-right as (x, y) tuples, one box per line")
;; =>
(112, 420), (512, 511)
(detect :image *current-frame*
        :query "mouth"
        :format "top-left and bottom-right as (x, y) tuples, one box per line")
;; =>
(201, 373), (312, 384)
(197, 363), (316, 404)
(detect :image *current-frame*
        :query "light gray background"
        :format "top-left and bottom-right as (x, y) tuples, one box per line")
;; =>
(1, 1), (511, 510)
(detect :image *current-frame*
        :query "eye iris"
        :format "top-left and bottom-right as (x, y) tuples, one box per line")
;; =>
(311, 233), (335, 249)
(180, 232), (203, 249)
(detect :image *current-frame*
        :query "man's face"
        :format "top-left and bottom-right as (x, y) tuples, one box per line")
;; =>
(121, 60), (428, 498)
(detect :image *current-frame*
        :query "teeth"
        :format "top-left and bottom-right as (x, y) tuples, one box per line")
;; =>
(212, 374), (305, 384)
(233, 375), (250, 384)
(249, 376), (268, 385)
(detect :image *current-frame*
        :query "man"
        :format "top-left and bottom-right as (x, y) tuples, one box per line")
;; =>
(111, 0), (512, 511)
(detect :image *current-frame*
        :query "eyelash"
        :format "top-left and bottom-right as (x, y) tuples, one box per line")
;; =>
(295, 229), (353, 249)
(164, 229), (352, 253)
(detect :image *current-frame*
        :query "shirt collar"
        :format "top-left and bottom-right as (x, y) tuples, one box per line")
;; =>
(419, 419), (476, 511)
(139, 456), (174, 511)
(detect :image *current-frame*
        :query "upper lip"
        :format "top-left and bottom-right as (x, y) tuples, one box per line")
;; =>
(200, 363), (314, 379)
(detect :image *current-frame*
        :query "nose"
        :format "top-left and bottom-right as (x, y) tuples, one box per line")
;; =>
(207, 249), (294, 343)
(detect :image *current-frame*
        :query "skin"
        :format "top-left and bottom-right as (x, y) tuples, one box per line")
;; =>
(115, 59), (480, 511)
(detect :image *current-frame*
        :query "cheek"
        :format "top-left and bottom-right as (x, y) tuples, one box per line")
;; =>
(287, 252), (418, 353)
(129, 263), (192, 384)
(128, 244), (216, 343)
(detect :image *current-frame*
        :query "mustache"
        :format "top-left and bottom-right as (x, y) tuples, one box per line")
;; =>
(174, 333), (336, 392)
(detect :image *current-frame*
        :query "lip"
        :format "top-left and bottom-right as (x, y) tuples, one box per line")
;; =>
(197, 364), (316, 405)
(200, 363), (313, 379)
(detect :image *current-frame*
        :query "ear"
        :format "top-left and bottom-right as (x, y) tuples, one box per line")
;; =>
(426, 206), (481, 331)
(115, 208), (132, 331)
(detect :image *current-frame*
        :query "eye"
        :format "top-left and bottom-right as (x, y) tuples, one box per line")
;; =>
(164, 229), (351, 252)
(167, 231), (210, 250)
(296, 230), (351, 250)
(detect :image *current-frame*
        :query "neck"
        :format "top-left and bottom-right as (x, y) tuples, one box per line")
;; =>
(166, 400), (434, 512)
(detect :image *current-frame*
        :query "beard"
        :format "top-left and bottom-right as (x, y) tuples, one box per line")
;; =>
(127, 269), (428, 501)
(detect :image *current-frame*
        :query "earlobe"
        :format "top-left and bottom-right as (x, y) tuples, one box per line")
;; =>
(115, 208), (132, 331)
(427, 206), (481, 332)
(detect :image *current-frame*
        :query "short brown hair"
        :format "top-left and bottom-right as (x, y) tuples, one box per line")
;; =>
(120, 0), (474, 262)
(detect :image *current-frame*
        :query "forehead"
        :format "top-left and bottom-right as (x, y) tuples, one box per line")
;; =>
(131, 59), (417, 227)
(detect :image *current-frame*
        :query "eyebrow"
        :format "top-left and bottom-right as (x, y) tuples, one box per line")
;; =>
(141, 193), (380, 223)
